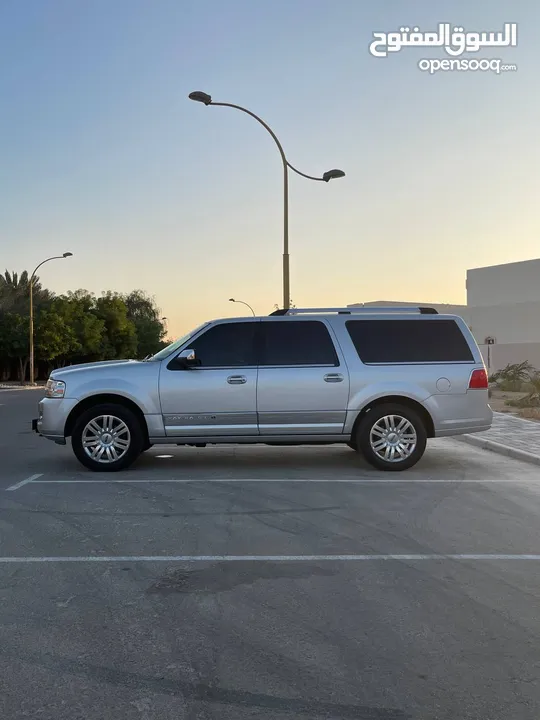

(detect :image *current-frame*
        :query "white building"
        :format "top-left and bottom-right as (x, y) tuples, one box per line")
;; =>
(348, 258), (540, 373)
(467, 258), (540, 307)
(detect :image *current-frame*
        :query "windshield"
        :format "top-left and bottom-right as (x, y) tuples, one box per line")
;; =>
(147, 323), (209, 361)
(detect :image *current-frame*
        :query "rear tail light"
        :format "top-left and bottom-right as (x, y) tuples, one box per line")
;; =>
(469, 368), (488, 389)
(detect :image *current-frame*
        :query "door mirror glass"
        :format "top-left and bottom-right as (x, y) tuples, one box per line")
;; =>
(171, 348), (200, 369)
(179, 349), (196, 362)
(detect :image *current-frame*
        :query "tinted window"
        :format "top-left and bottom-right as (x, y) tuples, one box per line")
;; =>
(260, 321), (338, 366)
(188, 322), (256, 367)
(346, 319), (474, 363)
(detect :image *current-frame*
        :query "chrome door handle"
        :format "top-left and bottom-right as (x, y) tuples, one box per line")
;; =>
(324, 373), (344, 383)
(227, 375), (247, 384)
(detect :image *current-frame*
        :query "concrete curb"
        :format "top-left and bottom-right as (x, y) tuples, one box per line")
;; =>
(456, 434), (540, 467)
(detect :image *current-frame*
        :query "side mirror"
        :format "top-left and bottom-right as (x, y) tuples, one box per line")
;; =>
(171, 348), (201, 370)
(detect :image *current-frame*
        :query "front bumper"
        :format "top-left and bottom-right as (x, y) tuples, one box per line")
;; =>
(34, 397), (78, 443)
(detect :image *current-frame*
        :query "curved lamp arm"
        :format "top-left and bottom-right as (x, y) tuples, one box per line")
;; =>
(30, 253), (73, 284)
(211, 101), (288, 168)
(229, 298), (255, 316)
(190, 93), (345, 182)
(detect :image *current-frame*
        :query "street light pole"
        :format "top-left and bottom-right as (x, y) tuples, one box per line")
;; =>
(229, 298), (255, 316)
(189, 91), (345, 309)
(29, 253), (73, 384)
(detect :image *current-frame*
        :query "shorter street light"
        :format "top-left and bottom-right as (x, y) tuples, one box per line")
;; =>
(29, 253), (73, 384)
(229, 298), (255, 316)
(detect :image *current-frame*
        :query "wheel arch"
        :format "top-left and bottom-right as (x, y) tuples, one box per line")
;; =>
(64, 393), (149, 443)
(351, 395), (435, 439)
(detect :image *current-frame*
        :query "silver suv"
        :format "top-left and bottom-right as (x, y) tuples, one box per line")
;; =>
(33, 306), (492, 472)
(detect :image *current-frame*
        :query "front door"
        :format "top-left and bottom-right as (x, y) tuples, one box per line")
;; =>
(256, 319), (350, 435)
(159, 320), (259, 437)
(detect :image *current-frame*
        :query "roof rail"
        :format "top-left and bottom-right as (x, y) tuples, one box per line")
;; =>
(269, 306), (439, 316)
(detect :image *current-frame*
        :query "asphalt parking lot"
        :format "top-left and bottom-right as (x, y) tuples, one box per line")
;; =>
(2, 389), (540, 719)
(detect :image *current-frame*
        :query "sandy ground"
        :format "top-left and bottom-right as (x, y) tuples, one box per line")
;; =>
(490, 389), (540, 422)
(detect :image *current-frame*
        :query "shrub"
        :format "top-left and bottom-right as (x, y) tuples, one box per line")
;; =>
(491, 361), (536, 392)
(504, 373), (540, 408)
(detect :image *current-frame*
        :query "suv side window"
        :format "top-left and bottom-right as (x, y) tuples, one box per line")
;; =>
(187, 322), (257, 367)
(345, 319), (474, 363)
(259, 321), (339, 366)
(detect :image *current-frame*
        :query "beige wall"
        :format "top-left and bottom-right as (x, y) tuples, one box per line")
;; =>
(478, 342), (540, 374)
(468, 302), (540, 344)
(467, 259), (540, 307)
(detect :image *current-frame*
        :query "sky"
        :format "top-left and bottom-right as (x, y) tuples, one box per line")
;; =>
(0, 0), (538, 337)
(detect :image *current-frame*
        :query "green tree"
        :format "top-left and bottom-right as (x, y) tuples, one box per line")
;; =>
(50, 292), (105, 365)
(0, 312), (29, 383)
(35, 308), (77, 366)
(94, 292), (137, 359)
(0, 280), (169, 379)
(123, 289), (167, 359)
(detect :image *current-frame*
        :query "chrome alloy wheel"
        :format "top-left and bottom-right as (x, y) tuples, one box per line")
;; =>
(81, 415), (131, 464)
(369, 414), (417, 463)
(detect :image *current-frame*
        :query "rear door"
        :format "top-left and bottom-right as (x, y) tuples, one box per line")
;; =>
(341, 316), (487, 435)
(256, 319), (350, 435)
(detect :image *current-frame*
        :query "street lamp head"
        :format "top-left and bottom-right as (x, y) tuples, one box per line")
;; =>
(63, 252), (73, 258)
(322, 169), (346, 182)
(229, 298), (235, 302)
(189, 91), (212, 105)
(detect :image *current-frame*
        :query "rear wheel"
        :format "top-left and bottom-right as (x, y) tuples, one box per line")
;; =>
(357, 404), (427, 471)
(347, 441), (359, 451)
(71, 403), (144, 472)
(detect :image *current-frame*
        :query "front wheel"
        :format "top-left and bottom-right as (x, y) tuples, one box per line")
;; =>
(71, 403), (144, 472)
(357, 404), (427, 471)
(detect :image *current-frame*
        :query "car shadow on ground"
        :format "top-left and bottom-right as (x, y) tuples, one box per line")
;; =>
(29, 438), (495, 481)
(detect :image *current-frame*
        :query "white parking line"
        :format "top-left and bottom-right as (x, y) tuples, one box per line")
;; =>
(28, 477), (537, 484)
(5, 474), (43, 492)
(1, 554), (540, 563)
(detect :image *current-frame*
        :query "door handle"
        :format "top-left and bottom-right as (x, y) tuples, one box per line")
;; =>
(324, 373), (344, 383)
(227, 375), (247, 384)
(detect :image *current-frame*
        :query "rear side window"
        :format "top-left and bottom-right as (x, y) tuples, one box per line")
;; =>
(345, 319), (474, 363)
(260, 321), (339, 366)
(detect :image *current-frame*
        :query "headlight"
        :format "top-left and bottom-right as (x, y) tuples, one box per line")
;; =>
(45, 379), (66, 398)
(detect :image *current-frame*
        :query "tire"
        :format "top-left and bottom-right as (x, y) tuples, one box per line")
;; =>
(71, 403), (144, 472)
(347, 441), (359, 451)
(357, 403), (427, 472)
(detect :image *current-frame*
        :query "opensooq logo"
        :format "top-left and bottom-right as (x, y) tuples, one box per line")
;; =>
(369, 22), (517, 58)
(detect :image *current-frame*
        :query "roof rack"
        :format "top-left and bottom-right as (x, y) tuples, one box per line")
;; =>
(269, 306), (438, 316)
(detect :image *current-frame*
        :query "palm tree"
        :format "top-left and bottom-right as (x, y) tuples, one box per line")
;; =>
(0, 270), (50, 314)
